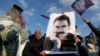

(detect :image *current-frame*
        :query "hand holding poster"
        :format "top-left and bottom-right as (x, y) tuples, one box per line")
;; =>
(44, 12), (78, 55)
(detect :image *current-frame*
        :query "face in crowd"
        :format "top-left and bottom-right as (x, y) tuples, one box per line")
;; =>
(34, 30), (41, 40)
(53, 15), (70, 40)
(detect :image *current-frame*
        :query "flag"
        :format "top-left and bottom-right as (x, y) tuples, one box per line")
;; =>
(71, 0), (94, 15)
(41, 14), (49, 19)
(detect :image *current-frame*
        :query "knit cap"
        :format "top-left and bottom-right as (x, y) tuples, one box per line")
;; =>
(5, 4), (23, 19)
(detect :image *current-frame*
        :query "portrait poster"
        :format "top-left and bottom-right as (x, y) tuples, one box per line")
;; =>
(44, 11), (78, 54)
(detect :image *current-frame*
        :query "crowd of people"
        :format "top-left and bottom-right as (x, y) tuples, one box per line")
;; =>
(0, 4), (99, 56)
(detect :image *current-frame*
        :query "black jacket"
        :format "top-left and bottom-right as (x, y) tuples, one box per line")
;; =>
(44, 33), (89, 56)
(77, 42), (89, 56)
(86, 22), (100, 56)
(22, 36), (45, 56)
(86, 22), (100, 38)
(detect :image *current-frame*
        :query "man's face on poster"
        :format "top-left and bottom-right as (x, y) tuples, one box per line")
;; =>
(53, 20), (69, 40)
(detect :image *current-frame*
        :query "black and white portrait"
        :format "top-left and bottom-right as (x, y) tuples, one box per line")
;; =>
(44, 12), (77, 54)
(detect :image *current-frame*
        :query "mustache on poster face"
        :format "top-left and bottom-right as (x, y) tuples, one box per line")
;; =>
(55, 32), (65, 37)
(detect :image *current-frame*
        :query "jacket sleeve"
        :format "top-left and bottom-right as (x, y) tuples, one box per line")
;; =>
(86, 22), (100, 38)
(20, 28), (27, 44)
(11, 23), (27, 44)
(31, 38), (45, 55)
(22, 42), (33, 56)
(77, 42), (90, 56)
(31, 41), (43, 56)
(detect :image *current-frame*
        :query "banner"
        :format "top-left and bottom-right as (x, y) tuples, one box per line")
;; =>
(71, 0), (94, 15)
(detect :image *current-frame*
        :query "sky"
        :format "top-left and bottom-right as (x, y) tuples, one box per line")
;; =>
(0, 0), (100, 37)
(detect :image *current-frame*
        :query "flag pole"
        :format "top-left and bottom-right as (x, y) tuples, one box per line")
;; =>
(41, 14), (49, 19)
(28, 30), (31, 35)
(80, 16), (85, 22)
(27, 30), (31, 40)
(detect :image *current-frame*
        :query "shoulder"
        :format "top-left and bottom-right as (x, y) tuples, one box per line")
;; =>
(28, 34), (35, 41)
(41, 37), (45, 41)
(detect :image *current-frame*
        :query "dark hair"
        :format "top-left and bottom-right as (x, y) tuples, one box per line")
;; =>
(53, 15), (70, 26)
(13, 4), (23, 12)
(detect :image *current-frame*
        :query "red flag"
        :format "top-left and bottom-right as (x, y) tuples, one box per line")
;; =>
(71, 0), (94, 15)
(41, 14), (49, 19)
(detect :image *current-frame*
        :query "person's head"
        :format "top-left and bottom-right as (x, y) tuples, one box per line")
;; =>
(13, 17), (22, 24)
(89, 39), (95, 45)
(34, 30), (41, 40)
(6, 4), (23, 24)
(53, 15), (70, 39)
